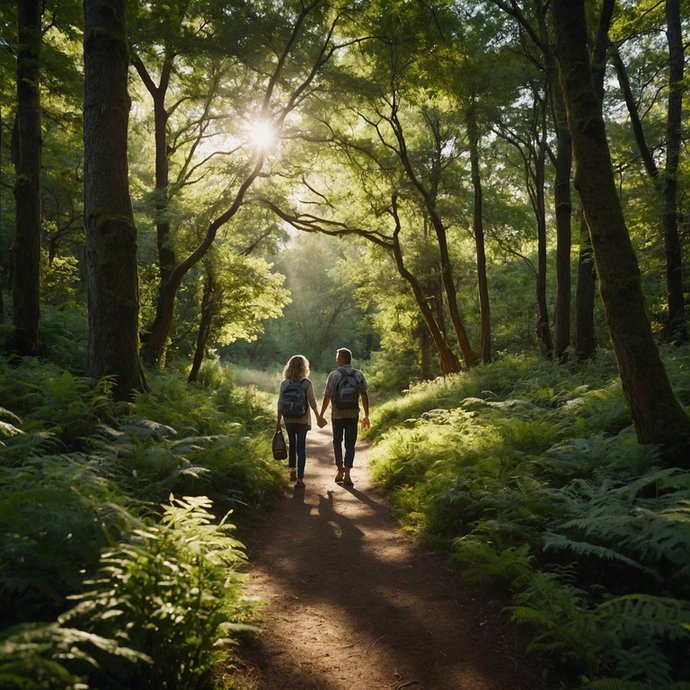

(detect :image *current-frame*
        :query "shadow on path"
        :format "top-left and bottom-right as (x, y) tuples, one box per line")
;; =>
(237, 426), (544, 690)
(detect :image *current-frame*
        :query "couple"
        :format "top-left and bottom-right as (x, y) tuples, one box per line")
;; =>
(276, 348), (370, 488)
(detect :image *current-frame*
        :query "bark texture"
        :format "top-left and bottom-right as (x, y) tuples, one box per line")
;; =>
(467, 102), (491, 364)
(553, 0), (690, 461)
(573, 0), (615, 361)
(83, 0), (147, 398)
(661, 0), (686, 342)
(10, 0), (42, 356)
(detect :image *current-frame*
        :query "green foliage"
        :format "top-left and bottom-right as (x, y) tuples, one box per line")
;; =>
(63, 496), (259, 690)
(0, 454), (137, 627)
(368, 349), (690, 687)
(0, 357), (281, 688)
(39, 304), (89, 373)
(0, 622), (149, 690)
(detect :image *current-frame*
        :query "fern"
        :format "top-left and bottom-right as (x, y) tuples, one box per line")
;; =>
(452, 537), (534, 590)
(0, 621), (149, 689)
(62, 495), (260, 690)
(542, 534), (655, 574)
(596, 594), (690, 643)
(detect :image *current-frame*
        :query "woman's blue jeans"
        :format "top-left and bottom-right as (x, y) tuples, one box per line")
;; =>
(284, 422), (309, 479)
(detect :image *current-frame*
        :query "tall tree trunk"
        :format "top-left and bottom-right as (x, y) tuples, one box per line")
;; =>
(392, 110), (474, 367)
(574, 216), (597, 360)
(553, 0), (690, 463)
(435, 222), (474, 368)
(551, 86), (572, 363)
(662, 0), (686, 343)
(391, 199), (462, 375)
(467, 102), (491, 364)
(187, 276), (213, 383)
(131, 56), (176, 285)
(610, 3), (687, 344)
(535, 1), (572, 363)
(533, 95), (553, 359)
(83, 0), (147, 399)
(573, 0), (615, 361)
(9, 0), (42, 356)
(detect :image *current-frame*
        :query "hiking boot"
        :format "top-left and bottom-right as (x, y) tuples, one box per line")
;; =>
(335, 467), (345, 484)
(290, 469), (297, 482)
(342, 470), (353, 486)
(295, 478), (305, 488)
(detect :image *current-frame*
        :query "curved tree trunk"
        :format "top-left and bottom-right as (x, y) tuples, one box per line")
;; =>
(9, 0), (42, 356)
(433, 218), (474, 368)
(610, 5), (687, 344)
(140, 0), (332, 368)
(553, 0), (690, 463)
(392, 110), (474, 368)
(84, 0), (148, 399)
(391, 200), (462, 375)
(131, 55), (176, 285)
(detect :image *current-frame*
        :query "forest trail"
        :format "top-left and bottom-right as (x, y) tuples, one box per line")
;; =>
(232, 425), (545, 690)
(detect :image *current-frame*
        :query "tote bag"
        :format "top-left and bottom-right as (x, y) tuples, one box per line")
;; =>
(272, 430), (287, 460)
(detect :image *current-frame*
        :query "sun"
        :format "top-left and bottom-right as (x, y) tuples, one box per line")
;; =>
(249, 120), (277, 151)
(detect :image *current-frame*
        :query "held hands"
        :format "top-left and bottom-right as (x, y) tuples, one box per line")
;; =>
(317, 414), (328, 428)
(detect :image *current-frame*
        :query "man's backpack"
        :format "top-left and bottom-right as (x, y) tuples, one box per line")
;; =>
(281, 379), (309, 418)
(334, 367), (360, 409)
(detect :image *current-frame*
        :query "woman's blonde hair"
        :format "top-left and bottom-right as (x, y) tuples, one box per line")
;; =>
(283, 355), (310, 382)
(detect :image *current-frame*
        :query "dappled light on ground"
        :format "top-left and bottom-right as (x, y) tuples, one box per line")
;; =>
(234, 426), (544, 689)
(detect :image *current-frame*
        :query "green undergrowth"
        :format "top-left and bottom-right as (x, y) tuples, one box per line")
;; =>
(368, 347), (690, 689)
(0, 356), (282, 689)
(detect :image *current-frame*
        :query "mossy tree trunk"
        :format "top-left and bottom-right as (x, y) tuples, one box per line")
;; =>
(83, 0), (147, 399)
(9, 0), (42, 356)
(573, 0), (614, 362)
(553, 0), (690, 463)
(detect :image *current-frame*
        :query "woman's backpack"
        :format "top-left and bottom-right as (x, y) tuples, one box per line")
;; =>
(281, 379), (309, 417)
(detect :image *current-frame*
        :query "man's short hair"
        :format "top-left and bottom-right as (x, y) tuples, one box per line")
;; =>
(337, 348), (352, 364)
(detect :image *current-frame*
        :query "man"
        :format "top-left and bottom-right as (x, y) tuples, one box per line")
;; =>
(318, 348), (370, 486)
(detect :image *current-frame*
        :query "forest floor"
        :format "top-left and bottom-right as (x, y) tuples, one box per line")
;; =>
(224, 425), (549, 690)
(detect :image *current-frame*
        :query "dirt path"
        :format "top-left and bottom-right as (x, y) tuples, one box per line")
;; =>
(231, 426), (545, 690)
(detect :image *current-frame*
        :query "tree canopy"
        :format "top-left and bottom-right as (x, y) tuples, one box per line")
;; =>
(0, 0), (688, 454)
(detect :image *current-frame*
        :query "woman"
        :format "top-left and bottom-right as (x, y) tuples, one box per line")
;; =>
(276, 355), (323, 487)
